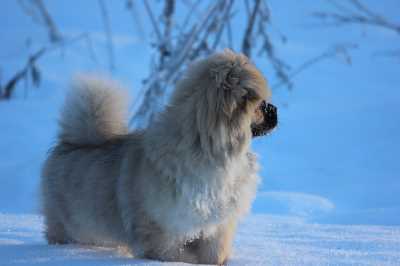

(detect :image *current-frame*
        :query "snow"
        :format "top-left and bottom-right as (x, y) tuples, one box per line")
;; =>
(1, 213), (400, 266)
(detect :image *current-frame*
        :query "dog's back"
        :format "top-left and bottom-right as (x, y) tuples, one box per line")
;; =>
(41, 76), (130, 245)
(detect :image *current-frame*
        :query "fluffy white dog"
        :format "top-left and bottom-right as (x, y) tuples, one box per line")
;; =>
(41, 49), (277, 265)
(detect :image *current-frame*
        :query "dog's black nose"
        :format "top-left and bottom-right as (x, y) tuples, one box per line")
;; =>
(266, 103), (277, 114)
(251, 101), (278, 137)
(264, 102), (277, 128)
(260, 101), (277, 114)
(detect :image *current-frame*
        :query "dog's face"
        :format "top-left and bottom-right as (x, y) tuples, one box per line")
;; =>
(204, 50), (278, 138)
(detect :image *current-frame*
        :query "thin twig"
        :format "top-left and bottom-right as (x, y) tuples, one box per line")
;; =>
(32, 0), (62, 42)
(314, 0), (400, 34)
(17, 0), (42, 24)
(160, 0), (175, 68)
(98, 0), (115, 71)
(179, 0), (202, 37)
(0, 48), (46, 100)
(212, 0), (234, 50)
(241, 0), (261, 57)
(18, 0), (62, 43)
(0, 33), (98, 100)
(226, 9), (233, 48)
(143, 0), (163, 43)
(272, 44), (358, 90)
(125, 0), (146, 40)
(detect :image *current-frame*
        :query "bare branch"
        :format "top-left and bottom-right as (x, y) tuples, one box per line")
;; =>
(81, 33), (100, 65)
(32, 0), (62, 42)
(179, 0), (202, 36)
(212, 0), (234, 50)
(0, 48), (46, 100)
(326, 0), (356, 15)
(244, 0), (251, 18)
(160, 0), (175, 68)
(98, 0), (115, 71)
(18, 0), (62, 43)
(272, 43), (358, 90)
(241, 0), (261, 57)
(226, 10), (233, 48)
(125, 0), (146, 40)
(251, 0), (292, 88)
(259, 28), (292, 89)
(143, 0), (163, 43)
(0, 33), (99, 100)
(373, 49), (400, 61)
(17, 0), (42, 24)
(349, 0), (381, 19)
(314, 0), (400, 34)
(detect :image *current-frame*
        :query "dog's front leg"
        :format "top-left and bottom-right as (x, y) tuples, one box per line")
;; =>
(131, 221), (198, 264)
(187, 218), (237, 265)
(142, 235), (199, 263)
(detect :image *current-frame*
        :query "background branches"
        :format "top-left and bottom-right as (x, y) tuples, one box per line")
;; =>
(7, 0), (390, 129)
(130, 0), (295, 127)
(313, 0), (400, 60)
(314, 0), (400, 35)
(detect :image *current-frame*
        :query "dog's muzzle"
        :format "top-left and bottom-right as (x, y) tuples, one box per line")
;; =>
(251, 100), (278, 137)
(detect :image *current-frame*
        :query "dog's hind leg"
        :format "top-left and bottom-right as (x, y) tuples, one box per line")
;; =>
(44, 215), (74, 245)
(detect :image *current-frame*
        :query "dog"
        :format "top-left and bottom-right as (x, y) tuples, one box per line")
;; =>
(41, 49), (277, 265)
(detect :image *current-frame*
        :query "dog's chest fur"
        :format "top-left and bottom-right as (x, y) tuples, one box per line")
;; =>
(144, 152), (260, 238)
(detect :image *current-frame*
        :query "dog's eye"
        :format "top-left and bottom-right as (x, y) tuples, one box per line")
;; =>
(242, 88), (258, 101)
(227, 72), (240, 85)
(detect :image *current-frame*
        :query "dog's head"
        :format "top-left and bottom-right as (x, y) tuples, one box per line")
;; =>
(170, 49), (277, 156)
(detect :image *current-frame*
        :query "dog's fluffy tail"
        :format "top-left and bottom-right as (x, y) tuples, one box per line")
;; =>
(58, 75), (129, 145)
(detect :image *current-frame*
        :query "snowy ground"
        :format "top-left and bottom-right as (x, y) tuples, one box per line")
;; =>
(1, 214), (400, 266)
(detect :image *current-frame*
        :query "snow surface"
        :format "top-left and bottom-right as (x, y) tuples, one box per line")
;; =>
(1, 213), (400, 266)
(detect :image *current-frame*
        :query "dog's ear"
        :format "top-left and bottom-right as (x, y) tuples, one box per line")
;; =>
(210, 55), (256, 117)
